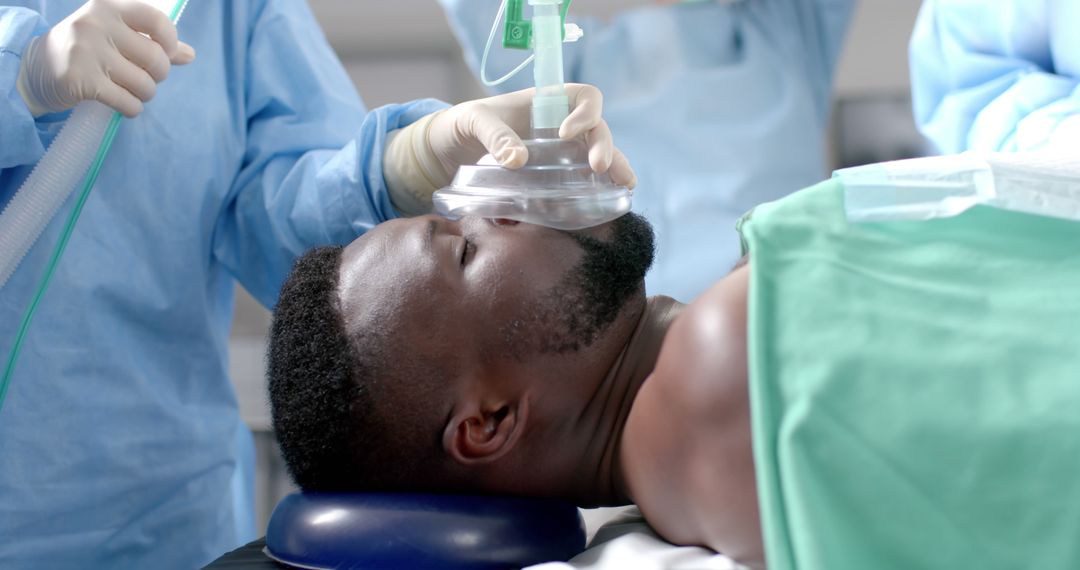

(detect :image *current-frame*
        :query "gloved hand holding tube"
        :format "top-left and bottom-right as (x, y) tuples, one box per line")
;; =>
(16, 0), (196, 118)
(383, 84), (637, 216)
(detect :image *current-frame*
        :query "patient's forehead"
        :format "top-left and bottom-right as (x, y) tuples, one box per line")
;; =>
(337, 220), (449, 337)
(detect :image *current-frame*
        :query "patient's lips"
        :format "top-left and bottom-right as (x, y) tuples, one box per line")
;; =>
(489, 218), (520, 227)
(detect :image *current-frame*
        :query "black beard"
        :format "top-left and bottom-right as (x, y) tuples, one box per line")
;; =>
(520, 212), (656, 355)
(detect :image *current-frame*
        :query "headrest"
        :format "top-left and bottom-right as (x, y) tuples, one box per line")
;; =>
(265, 492), (586, 569)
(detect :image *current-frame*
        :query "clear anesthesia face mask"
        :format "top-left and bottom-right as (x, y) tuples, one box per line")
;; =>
(432, 0), (633, 230)
(433, 133), (632, 230)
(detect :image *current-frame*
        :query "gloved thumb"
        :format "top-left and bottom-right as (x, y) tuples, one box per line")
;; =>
(491, 132), (528, 169)
(171, 41), (196, 65)
(465, 108), (529, 170)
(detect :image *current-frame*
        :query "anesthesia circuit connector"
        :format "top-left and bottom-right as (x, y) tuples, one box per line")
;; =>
(432, 0), (633, 231)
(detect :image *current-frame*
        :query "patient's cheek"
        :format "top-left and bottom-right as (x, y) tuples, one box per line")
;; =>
(465, 235), (578, 315)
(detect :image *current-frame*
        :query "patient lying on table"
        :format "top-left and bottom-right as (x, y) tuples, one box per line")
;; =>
(268, 170), (1080, 570)
(268, 211), (766, 567)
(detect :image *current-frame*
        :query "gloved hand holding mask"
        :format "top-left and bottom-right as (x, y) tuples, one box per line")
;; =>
(384, 84), (637, 216)
(16, 0), (196, 118)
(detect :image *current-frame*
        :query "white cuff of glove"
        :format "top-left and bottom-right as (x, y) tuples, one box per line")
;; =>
(15, 38), (49, 117)
(383, 111), (453, 217)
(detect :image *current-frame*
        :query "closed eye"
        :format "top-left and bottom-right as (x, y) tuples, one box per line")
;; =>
(460, 237), (474, 267)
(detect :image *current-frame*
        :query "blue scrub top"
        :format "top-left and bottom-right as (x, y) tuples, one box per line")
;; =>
(441, 0), (855, 301)
(0, 1), (445, 567)
(911, 0), (1080, 154)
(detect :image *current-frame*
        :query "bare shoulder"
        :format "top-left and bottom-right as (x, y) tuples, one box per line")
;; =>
(651, 265), (749, 416)
(620, 266), (763, 566)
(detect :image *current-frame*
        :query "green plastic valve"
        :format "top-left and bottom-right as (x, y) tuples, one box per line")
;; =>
(502, 0), (570, 50)
(503, 0), (532, 49)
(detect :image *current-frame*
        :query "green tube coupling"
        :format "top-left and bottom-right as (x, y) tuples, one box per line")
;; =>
(502, 0), (570, 50)
(502, 0), (531, 50)
(528, 0), (570, 132)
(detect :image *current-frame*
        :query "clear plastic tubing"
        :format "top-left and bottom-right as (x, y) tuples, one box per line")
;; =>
(0, 0), (190, 288)
(0, 0), (190, 412)
(0, 102), (116, 287)
(529, 0), (569, 134)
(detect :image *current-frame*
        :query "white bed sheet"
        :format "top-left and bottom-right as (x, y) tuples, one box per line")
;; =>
(527, 506), (746, 570)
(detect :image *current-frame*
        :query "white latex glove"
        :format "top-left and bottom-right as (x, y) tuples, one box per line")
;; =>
(384, 84), (637, 216)
(16, 0), (196, 118)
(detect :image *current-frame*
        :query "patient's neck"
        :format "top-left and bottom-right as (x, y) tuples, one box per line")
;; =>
(576, 295), (684, 506)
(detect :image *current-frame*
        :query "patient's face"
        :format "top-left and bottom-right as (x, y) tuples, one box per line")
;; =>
(337, 214), (655, 369)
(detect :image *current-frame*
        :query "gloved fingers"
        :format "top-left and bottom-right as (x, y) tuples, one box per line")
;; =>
(114, 26), (171, 82)
(94, 77), (144, 117)
(492, 89), (535, 136)
(117, 0), (182, 61)
(609, 148), (638, 190)
(559, 84), (604, 140)
(172, 41), (196, 65)
(468, 107), (529, 169)
(584, 117), (615, 174)
(106, 50), (158, 103)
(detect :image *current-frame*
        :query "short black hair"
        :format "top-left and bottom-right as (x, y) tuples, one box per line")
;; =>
(267, 246), (447, 492)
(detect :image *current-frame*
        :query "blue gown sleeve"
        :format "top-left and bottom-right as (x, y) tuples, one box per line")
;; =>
(910, 0), (1078, 153)
(212, 0), (448, 307)
(0, 7), (48, 169)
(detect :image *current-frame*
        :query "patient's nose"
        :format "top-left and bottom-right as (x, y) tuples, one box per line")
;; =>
(425, 214), (463, 236)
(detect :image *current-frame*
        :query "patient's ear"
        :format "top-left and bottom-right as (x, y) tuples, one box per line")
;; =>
(443, 399), (527, 465)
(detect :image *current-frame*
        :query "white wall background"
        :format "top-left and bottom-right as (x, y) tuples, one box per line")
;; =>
(230, 0), (927, 533)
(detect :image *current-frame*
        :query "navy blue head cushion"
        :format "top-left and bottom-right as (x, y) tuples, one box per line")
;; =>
(265, 493), (586, 569)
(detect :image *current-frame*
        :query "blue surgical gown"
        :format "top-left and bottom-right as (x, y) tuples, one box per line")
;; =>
(440, 0), (854, 301)
(0, 1), (444, 568)
(911, 0), (1080, 153)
